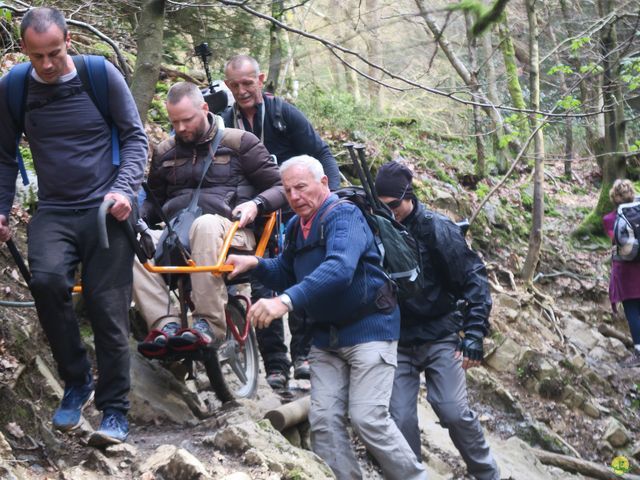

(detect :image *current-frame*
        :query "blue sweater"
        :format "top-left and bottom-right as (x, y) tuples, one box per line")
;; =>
(254, 194), (400, 348)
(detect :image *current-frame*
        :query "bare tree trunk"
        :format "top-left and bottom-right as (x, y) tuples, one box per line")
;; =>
(559, 0), (598, 153)
(330, 0), (360, 102)
(545, 5), (574, 179)
(575, 0), (627, 236)
(465, 12), (486, 178)
(497, 17), (529, 141)
(414, 0), (517, 155)
(130, 0), (166, 121)
(266, 0), (284, 93)
(521, 0), (544, 283)
(481, 24), (508, 173)
(365, 0), (383, 111)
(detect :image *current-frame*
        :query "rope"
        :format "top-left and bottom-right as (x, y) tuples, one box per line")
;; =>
(0, 299), (35, 308)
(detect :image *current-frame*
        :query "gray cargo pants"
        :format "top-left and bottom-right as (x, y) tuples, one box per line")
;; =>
(389, 334), (499, 480)
(309, 341), (428, 480)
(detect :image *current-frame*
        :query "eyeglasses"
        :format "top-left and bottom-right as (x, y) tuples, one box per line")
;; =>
(384, 198), (404, 209)
(382, 183), (410, 209)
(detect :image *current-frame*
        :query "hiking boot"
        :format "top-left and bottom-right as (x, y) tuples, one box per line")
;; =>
(293, 358), (311, 380)
(154, 322), (180, 346)
(621, 349), (640, 368)
(180, 319), (214, 344)
(88, 409), (129, 447)
(52, 373), (94, 432)
(169, 319), (221, 352)
(138, 321), (180, 358)
(266, 371), (288, 390)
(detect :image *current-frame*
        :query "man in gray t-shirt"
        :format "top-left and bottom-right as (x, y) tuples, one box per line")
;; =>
(0, 7), (147, 447)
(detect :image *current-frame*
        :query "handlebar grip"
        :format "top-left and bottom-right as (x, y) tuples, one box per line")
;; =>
(97, 198), (149, 263)
(98, 199), (116, 249)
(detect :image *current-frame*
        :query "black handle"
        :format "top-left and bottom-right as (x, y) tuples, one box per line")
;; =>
(354, 144), (382, 210)
(98, 199), (116, 249)
(6, 239), (31, 284)
(344, 142), (375, 204)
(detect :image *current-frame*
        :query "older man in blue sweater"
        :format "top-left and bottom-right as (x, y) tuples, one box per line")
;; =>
(226, 155), (426, 480)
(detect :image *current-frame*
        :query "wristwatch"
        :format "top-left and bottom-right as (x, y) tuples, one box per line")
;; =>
(278, 293), (293, 312)
(252, 196), (265, 214)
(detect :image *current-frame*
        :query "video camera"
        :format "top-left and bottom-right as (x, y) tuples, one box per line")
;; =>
(195, 42), (233, 115)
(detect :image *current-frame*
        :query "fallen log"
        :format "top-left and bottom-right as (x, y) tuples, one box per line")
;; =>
(532, 448), (640, 480)
(264, 396), (310, 432)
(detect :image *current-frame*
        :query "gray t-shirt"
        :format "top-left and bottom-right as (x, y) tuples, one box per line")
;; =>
(0, 59), (147, 216)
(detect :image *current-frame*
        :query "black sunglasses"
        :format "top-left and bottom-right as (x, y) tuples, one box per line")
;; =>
(382, 183), (410, 209)
(384, 198), (404, 209)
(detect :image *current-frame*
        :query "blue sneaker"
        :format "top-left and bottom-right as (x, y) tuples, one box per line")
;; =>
(52, 374), (94, 431)
(88, 409), (129, 447)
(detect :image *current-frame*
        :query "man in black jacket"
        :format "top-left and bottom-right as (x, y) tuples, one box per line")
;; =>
(375, 161), (500, 480)
(222, 55), (341, 388)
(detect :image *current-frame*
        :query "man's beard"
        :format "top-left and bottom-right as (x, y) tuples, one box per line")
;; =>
(177, 124), (206, 147)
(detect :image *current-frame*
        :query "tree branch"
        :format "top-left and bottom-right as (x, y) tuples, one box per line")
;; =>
(0, 3), (131, 83)
(469, 113), (551, 226)
(166, 0), (606, 118)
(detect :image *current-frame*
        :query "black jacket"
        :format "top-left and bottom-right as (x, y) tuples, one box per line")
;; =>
(399, 201), (491, 345)
(221, 94), (340, 190)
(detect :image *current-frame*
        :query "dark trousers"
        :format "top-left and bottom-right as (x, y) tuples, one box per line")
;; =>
(251, 279), (311, 375)
(389, 334), (499, 480)
(27, 208), (133, 412)
(623, 299), (640, 345)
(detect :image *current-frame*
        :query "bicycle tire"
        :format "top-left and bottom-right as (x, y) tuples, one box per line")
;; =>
(203, 295), (259, 402)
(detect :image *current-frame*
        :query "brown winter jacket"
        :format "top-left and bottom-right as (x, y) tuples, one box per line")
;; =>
(142, 114), (286, 224)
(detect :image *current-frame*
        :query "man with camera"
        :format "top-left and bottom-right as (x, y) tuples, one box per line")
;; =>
(133, 81), (286, 356)
(221, 54), (341, 389)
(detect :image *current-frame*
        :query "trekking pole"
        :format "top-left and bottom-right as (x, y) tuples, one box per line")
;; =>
(6, 239), (31, 284)
(354, 144), (383, 210)
(344, 142), (376, 204)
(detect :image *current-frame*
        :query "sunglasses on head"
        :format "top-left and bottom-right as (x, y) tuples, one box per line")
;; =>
(382, 183), (410, 209)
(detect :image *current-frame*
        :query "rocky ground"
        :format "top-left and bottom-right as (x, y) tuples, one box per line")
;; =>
(1, 158), (640, 479)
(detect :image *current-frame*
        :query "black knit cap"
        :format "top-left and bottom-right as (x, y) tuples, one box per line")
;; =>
(375, 160), (414, 199)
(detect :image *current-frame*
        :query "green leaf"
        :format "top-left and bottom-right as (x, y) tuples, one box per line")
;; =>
(570, 37), (591, 52)
(557, 95), (581, 111)
(547, 65), (574, 76)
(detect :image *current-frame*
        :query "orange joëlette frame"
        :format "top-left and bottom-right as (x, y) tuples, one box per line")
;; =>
(72, 211), (277, 293)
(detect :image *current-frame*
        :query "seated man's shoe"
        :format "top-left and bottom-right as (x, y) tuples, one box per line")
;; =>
(169, 319), (220, 352)
(52, 374), (94, 431)
(88, 409), (129, 447)
(266, 371), (288, 390)
(293, 358), (311, 380)
(138, 321), (180, 358)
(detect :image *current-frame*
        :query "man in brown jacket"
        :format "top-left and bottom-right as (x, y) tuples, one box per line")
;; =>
(134, 82), (286, 354)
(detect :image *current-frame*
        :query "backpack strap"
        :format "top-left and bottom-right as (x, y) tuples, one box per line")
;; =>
(271, 96), (286, 133)
(6, 62), (33, 186)
(72, 55), (120, 167)
(285, 199), (347, 255)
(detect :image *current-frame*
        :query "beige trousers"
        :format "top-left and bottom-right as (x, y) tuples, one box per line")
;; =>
(132, 214), (255, 338)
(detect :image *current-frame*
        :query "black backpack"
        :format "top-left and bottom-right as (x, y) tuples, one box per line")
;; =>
(288, 186), (423, 301)
(613, 200), (640, 261)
